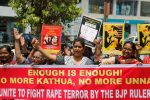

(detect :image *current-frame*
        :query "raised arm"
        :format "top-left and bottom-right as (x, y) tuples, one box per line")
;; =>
(94, 38), (103, 62)
(20, 36), (30, 57)
(13, 28), (25, 63)
(31, 38), (57, 61)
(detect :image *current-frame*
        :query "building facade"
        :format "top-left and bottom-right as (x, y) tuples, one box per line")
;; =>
(1, 0), (150, 43)
(0, 0), (17, 45)
(80, 0), (150, 38)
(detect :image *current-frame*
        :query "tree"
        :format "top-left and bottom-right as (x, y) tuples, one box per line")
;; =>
(9, 0), (81, 33)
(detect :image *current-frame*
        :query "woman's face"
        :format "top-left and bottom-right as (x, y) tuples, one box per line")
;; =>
(52, 36), (58, 45)
(31, 51), (45, 64)
(0, 48), (11, 63)
(73, 41), (84, 57)
(122, 43), (133, 58)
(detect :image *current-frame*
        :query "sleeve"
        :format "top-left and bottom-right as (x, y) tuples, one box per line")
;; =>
(55, 55), (65, 65)
(85, 58), (93, 65)
(24, 58), (32, 64)
(143, 56), (148, 64)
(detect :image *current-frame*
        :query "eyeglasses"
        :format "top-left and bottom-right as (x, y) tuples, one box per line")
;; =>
(32, 56), (41, 59)
(123, 48), (132, 52)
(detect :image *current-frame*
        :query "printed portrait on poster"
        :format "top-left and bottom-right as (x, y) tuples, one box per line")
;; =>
(51, 36), (58, 46)
(43, 35), (59, 46)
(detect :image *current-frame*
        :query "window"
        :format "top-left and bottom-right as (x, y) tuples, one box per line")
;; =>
(141, 2), (150, 17)
(124, 24), (130, 39)
(116, 0), (138, 16)
(88, 0), (113, 14)
(0, 18), (7, 33)
(0, 0), (9, 6)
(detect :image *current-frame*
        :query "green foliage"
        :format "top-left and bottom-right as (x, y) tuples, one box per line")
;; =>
(9, 0), (81, 28)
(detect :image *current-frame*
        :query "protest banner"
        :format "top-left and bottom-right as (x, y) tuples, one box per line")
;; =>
(0, 64), (150, 100)
(138, 24), (150, 54)
(41, 24), (62, 54)
(102, 23), (124, 55)
(78, 16), (102, 47)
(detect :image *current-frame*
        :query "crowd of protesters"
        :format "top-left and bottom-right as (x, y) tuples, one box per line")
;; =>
(0, 28), (150, 65)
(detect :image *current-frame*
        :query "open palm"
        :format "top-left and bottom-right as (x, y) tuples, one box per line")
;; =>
(13, 28), (23, 40)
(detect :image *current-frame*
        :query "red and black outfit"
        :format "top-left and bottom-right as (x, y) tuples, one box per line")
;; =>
(115, 56), (140, 64)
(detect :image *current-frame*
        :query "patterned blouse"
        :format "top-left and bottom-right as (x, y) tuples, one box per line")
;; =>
(56, 55), (93, 65)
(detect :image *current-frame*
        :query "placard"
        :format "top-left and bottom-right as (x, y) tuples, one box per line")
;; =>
(138, 24), (150, 54)
(41, 24), (62, 54)
(78, 16), (102, 47)
(102, 23), (124, 55)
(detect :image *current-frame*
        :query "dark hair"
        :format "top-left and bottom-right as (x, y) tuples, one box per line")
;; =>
(64, 43), (72, 48)
(83, 46), (93, 59)
(73, 38), (85, 47)
(123, 41), (136, 51)
(0, 45), (12, 53)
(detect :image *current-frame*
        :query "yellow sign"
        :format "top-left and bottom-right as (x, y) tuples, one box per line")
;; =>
(138, 24), (150, 54)
(103, 23), (124, 55)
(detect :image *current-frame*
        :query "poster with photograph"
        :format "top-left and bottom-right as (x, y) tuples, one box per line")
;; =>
(138, 24), (150, 54)
(102, 23), (124, 55)
(41, 24), (62, 54)
(78, 16), (102, 47)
